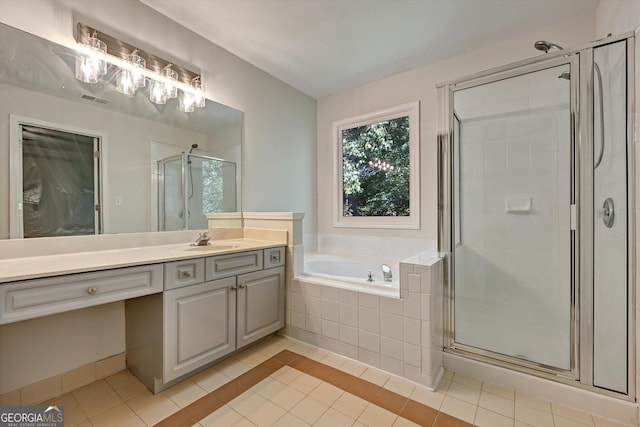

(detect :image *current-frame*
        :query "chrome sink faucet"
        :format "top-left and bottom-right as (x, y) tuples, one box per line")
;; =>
(192, 231), (211, 246)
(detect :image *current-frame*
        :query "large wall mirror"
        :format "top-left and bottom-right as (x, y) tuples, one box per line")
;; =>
(0, 23), (243, 239)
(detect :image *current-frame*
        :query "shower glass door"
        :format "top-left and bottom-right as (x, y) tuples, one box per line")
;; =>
(452, 59), (575, 373)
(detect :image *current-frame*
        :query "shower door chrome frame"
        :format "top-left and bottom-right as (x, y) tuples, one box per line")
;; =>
(437, 31), (636, 399)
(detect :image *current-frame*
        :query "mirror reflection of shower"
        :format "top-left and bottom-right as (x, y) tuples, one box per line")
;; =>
(157, 150), (238, 231)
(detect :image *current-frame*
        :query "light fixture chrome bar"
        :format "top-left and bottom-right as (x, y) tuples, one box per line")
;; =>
(76, 23), (200, 84)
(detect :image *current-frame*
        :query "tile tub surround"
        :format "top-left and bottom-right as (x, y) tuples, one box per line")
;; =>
(285, 254), (444, 390)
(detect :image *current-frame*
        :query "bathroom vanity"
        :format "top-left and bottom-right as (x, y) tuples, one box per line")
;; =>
(0, 233), (286, 394)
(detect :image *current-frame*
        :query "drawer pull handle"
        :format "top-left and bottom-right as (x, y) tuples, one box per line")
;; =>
(238, 284), (246, 289)
(181, 271), (191, 278)
(230, 285), (237, 291)
(87, 287), (98, 295)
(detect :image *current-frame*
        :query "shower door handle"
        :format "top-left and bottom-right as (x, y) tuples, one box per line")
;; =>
(596, 198), (614, 228)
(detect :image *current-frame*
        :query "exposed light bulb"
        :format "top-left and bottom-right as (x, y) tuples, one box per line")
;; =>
(149, 80), (167, 104)
(117, 68), (135, 95)
(179, 91), (195, 112)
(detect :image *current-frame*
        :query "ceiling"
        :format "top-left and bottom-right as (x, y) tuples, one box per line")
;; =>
(141, 0), (599, 99)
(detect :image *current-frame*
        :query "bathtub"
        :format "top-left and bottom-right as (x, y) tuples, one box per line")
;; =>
(301, 252), (400, 297)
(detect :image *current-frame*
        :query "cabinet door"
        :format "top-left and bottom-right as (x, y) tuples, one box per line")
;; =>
(164, 277), (236, 383)
(236, 267), (285, 348)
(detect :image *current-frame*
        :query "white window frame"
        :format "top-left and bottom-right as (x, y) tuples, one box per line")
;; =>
(333, 101), (420, 229)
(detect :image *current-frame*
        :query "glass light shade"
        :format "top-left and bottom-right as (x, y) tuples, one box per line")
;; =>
(116, 68), (135, 95)
(75, 54), (98, 83)
(149, 80), (167, 104)
(82, 35), (107, 75)
(162, 67), (178, 98)
(129, 53), (146, 88)
(192, 77), (205, 108)
(179, 91), (195, 112)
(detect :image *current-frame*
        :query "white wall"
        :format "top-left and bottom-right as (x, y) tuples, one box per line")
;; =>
(316, 13), (596, 247)
(0, 0), (316, 394)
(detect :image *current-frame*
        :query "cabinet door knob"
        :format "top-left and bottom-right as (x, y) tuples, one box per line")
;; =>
(87, 287), (97, 295)
(230, 285), (237, 291)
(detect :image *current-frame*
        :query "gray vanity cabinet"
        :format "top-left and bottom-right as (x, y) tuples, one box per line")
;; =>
(126, 247), (285, 393)
(163, 276), (236, 383)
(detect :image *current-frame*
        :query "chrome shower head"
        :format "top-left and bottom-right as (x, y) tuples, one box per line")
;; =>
(534, 40), (564, 53)
(188, 143), (198, 154)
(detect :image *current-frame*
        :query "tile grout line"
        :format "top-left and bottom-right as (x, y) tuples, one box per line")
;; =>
(153, 349), (473, 427)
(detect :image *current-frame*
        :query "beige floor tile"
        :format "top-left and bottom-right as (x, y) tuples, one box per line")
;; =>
(410, 386), (444, 410)
(353, 422), (367, 427)
(229, 390), (268, 416)
(233, 418), (258, 427)
(383, 377), (415, 398)
(360, 367), (391, 386)
(72, 380), (113, 405)
(89, 402), (135, 427)
(43, 392), (80, 410)
(163, 379), (207, 408)
(271, 366), (302, 385)
(358, 404), (398, 427)
(592, 415), (633, 427)
(113, 415), (147, 427)
(136, 395), (180, 426)
(321, 353), (348, 369)
(479, 390), (515, 418)
(307, 381), (343, 406)
(475, 407), (515, 427)
(306, 348), (332, 362)
(339, 359), (368, 377)
(191, 368), (231, 392)
(127, 391), (171, 414)
(215, 358), (252, 379)
(115, 379), (148, 401)
(245, 400), (287, 427)
(105, 371), (138, 390)
(200, 405), (243, 427)
(452, 372), (483, 390)
(515, 402), (555, 426)
(515, 392), (552, 413)
(332, 392), (369, 420)
(78, 390), (124, 418)
(393, 417), (421, 427)
(482, 382), (515, 401)
(552, 403), (595, 425)
(271, 412), (310, 427)
(63, 404), (89, 427)
(73, 421), (92, 427)
(554, 415), (594, 427)
(440, 395), (477, 424)
(269, 385), (306, 411)
(290, 395), (329, 424)
(287, 342), (315, 356)
(446, 380), (481, 405)
(251, 377), (287, 399)
(237, 350), (271, 367)
(314, 407), (355, 427)
(289, 372), (322, 394)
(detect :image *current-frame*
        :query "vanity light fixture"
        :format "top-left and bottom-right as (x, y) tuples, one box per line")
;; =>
(75, 30), (107, 83)
(74, 23), (206, 111)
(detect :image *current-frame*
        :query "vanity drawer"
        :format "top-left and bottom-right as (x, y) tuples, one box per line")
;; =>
(0, 264), (163, 325)
(205, 250), (263, 280)
(263, 247), (285, 269)
(164, 258), (205, 290)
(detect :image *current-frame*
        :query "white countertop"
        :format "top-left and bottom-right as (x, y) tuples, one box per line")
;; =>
(0, 238), (284, 283)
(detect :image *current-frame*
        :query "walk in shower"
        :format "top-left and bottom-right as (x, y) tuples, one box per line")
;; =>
(157, 151), (238, 231)
(438, 32), (635, 397)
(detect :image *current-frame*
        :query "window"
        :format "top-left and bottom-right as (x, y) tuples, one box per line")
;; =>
(333, 101), (419, 229)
